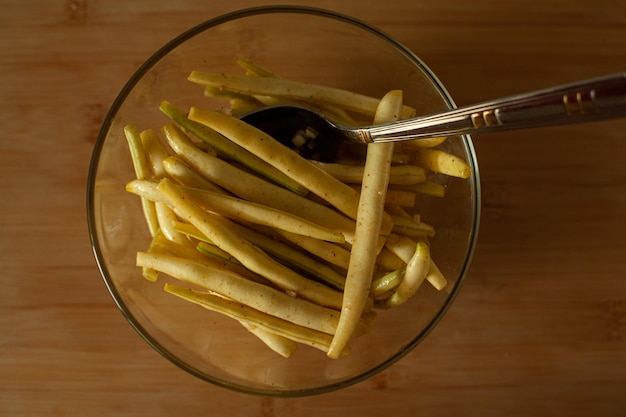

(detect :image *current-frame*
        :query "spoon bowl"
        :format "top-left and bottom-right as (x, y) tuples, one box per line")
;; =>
(241, 105), (344, 163)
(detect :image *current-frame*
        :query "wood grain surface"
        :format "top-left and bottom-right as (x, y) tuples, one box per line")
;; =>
(2, 0), (625, 416)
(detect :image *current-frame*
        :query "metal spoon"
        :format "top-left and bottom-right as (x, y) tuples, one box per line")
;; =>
(241, 73), (626, 162)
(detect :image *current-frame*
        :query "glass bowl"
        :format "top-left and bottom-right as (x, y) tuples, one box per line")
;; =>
(87, 5), (480, 396)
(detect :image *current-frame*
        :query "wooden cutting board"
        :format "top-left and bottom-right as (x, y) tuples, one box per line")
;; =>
(2, 1), (625, 416)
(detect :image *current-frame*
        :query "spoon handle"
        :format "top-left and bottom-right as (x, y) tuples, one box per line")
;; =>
(365, 73), (626, 142)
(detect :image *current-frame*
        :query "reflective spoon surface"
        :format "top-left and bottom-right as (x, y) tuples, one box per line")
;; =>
(241, 73), (626, 162)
